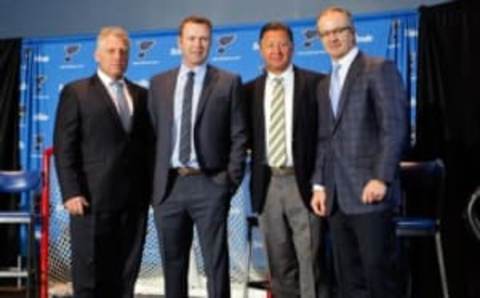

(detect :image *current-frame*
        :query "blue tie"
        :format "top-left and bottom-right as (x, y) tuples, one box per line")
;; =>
(329, 64), (342, 117)
(179, 71), (195, 166)
(112, 81), (131, 131)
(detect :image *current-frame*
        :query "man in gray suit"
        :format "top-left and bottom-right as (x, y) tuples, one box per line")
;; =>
(148, 15), (247, 298)
(311, 6), (407, 298)
(245, 22), (329, 298)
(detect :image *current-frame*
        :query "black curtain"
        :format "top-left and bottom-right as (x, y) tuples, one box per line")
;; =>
(416, 1), (480, 297)
(0, 39), (21, 267)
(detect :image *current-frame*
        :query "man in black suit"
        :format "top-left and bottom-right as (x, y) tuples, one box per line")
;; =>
(245, 22), (328, 298)
(54, 27), (153, 298)
(311, 6), (407, 298)
(148, 15), (247, 298)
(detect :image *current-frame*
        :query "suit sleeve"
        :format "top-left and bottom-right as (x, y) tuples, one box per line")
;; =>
(312, 79), (329, 186)
(228, 75), (248, 188)
(53, 85), (85, 202)
(371, 60), (408, 183)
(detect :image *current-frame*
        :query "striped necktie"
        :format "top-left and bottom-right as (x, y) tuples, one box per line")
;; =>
(268, 77), (287, 167)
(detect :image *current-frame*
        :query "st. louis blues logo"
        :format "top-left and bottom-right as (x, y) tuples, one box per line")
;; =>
(137, 40), (156, 59)
(64, 44), (81, 62)
(216, 34), (236, 55)
(302, 28), (318, 48)
(36, 75), (47, 92)
(34, 134), (44, 153)
(23, 48), (33, 60)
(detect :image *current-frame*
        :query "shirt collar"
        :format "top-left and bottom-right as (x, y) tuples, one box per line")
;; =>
(97, 68), (125, 87)
(332, 46), (359, 70)
(266, 64), (294, 82)
(179, 63), (207, 79)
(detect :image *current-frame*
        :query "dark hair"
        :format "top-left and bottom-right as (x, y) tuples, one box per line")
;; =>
(179, 15), (213, 36)
(259, 21), (294, 44)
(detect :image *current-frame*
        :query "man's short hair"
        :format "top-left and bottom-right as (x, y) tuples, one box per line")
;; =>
(179, 15), (213, 36)
(317, 6), (354, 29)
(96, 26), (130, 50)
(259, 21), (294, 44)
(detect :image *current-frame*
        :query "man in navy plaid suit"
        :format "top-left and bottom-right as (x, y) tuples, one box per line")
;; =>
(311, 6), (408, 298)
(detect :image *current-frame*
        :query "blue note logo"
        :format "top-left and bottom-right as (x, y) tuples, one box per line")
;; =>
(64, 44), (81, 62)
(137, 40), (156, 59)
(216, 34), (236, 55)
(302, 28), (318, 48)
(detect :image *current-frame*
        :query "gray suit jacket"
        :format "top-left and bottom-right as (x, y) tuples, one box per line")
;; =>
(313, 52), (408, 215)
(148, 65), (248, 205)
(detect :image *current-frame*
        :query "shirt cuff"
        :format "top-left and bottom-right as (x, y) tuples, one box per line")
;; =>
(313, 184), (325, 192)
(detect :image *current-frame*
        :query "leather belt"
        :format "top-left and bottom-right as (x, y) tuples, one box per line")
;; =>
(270, 166), (295, 176)
(173, 167), (203, 176)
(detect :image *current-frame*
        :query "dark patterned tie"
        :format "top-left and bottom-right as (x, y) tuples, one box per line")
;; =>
(112, 81), (131, 131)
(179, 71), (195, 166)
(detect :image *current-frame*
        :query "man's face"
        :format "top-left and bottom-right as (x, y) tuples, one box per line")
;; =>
(95, 34), (129, 80)
(260, 29), (293, 74)
(317, 11), (355, 61)
(179, 22), (211, 68)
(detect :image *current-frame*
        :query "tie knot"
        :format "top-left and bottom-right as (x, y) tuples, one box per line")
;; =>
(112, 81), (124, 90)
(273, 77), (283, 85)
(332, 64), (341, 74)
(187, 71), (195, 79)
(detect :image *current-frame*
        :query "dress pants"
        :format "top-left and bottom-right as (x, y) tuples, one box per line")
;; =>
(328, 206), (401, 298)
(153, 173), (231, 298)
(259, 175), (329, 298)
(70, 205), (148, 298)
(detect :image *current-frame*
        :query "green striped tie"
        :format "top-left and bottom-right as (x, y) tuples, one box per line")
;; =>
(268, 77), (287, 167)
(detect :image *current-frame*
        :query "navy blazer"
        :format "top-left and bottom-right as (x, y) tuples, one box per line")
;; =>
(313, 52), (408, 215)
(148, 65), (248, 205)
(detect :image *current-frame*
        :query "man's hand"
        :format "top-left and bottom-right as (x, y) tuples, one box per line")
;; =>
(361, 179), (387, 204)
(311, 189), (327, 217)
(64, 196), (89, 216)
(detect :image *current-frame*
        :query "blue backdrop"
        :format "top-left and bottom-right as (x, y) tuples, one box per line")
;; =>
(19, 10), (418, 173)
(17, 10), (418, 281)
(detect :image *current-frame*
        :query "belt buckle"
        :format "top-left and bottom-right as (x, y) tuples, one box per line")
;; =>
(177, 167), (191, 176)
(271, 166), (294, 176)
(177, 167), (200, 176)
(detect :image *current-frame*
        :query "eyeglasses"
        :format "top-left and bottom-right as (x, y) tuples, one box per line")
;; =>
(318, 26), (352, 38)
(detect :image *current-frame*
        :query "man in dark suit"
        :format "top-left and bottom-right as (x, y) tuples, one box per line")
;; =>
(245, 22), (329, 298)
(54, 27), (153, 298)
(148, 15), (247, 298)
(311, 6), (407, 298)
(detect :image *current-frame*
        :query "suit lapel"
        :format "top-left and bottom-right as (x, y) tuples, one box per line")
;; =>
(292, 67), (303, 135)
(254, 74), (267, 162)
(164, 69), (178, 158)
(91, 75), (126, 133)
(195, 65), (217, 125)
(333, 52), (363, 129)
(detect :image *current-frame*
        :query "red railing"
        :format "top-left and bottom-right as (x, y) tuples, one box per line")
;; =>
(40, 147), (53, 298)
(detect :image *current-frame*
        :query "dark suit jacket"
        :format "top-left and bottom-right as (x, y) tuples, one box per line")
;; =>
(54, 74), (154, 212)
(148, 65), (248, 205)
(245, 66), (325, 214)
(313, 52), (408, 215)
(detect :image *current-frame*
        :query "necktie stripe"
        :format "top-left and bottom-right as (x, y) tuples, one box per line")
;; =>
(268, 77), (287, 167)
